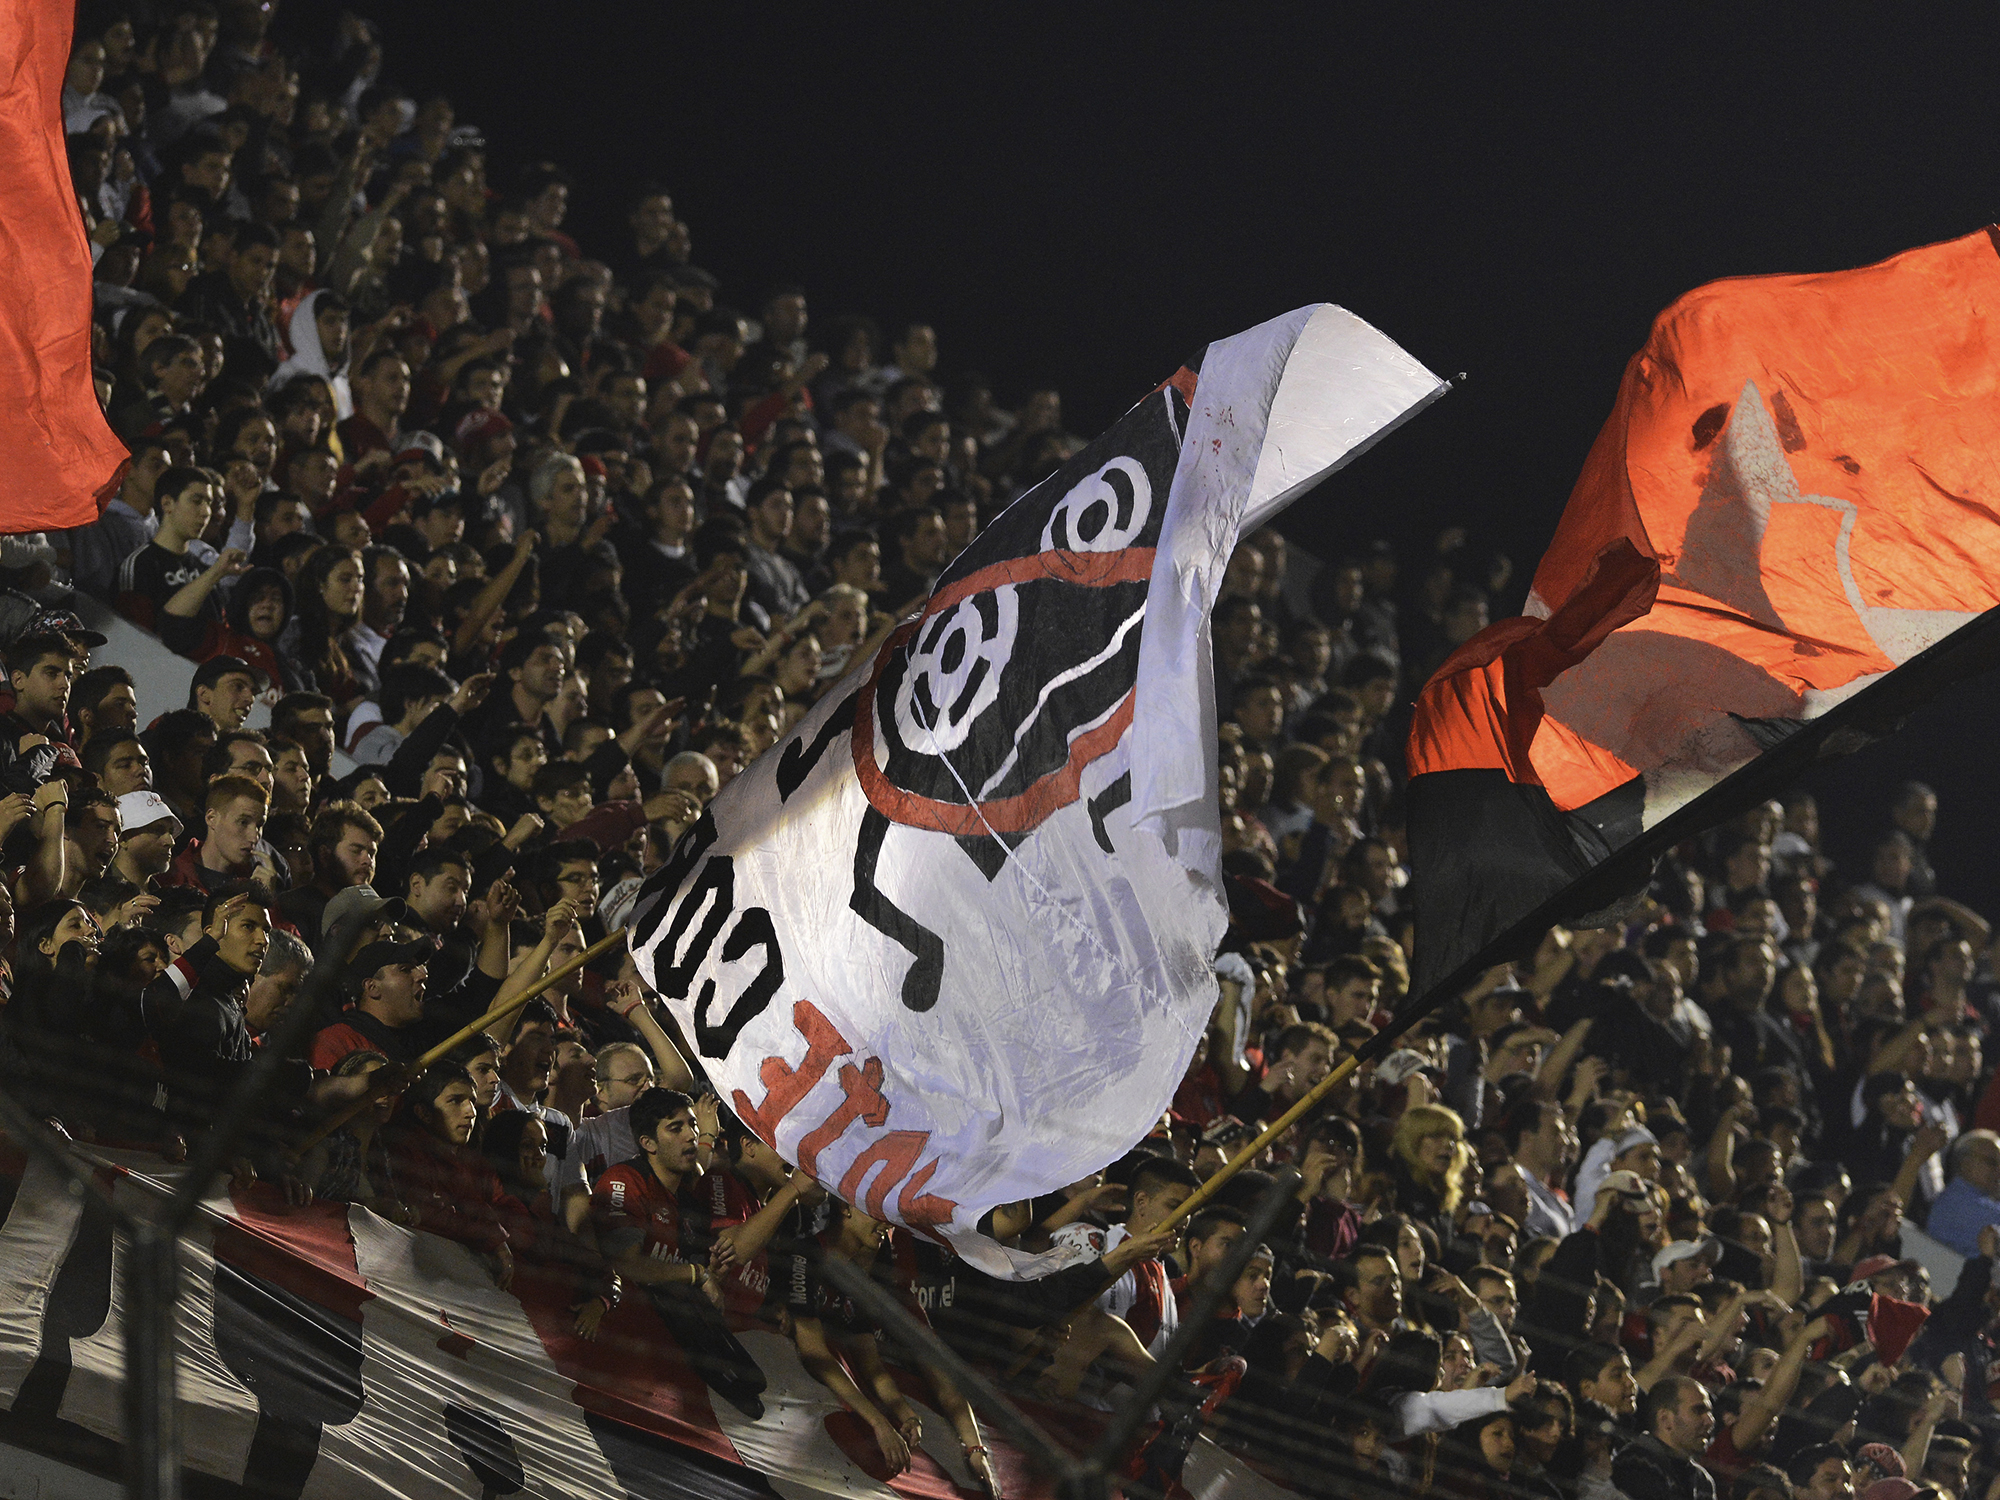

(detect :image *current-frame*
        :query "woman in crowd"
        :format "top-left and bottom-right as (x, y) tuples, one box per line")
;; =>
(285, 545), (366, 709)
(482, 1109), (620, 1339)
(375, 1062), (513, 1288)
(1388, 1104), (1471, 1234)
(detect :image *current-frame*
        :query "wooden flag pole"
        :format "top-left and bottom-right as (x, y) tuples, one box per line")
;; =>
(287, 929), (628, 1160)
(998, 1047), (1368, 1381)
(1155, 1048), (1365, 1233)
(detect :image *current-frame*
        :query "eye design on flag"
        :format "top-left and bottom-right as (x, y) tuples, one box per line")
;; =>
(892, 588), (1019, 754)
(851, 391), (1186, 842)
(1040, 456), (1153, 554)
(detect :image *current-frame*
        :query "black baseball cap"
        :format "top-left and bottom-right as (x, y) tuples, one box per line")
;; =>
(191, 654), (270, 693)
(24, 609), (106, 648)
(347, 936), (438, 979)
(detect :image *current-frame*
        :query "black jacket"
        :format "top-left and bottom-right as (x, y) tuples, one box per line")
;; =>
(1612, 1434), (1717, 1500)
(1521, 1224), (1602, 1376)
(142, 935), (257, 1136)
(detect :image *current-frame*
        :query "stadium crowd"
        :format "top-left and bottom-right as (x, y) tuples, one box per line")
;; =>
(3, 5), (2000, 1500)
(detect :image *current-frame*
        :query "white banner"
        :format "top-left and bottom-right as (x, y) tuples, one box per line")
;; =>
(629, 305), (1444, 1275)
(0, 1151), (1308, 1499)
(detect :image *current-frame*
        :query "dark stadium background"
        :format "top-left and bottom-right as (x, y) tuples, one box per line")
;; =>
(372, 3), (2000, 917)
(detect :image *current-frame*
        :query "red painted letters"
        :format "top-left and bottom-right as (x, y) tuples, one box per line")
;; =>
(795, 1059), (889, 1176)
(732, 1001), (850, 1145)
(735, 1002), (962, 1230)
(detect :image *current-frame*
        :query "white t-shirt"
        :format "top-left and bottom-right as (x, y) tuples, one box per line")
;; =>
(563, 1106), (637, 1187)
(495, 1081), (589, 1201)
(1050, 1222), (1179, 1356)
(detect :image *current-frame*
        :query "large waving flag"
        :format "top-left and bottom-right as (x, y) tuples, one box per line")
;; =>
(0, 0), (128, 530)
(631, 305), (1443, 1274)
(1407, 227), (2000, 1002)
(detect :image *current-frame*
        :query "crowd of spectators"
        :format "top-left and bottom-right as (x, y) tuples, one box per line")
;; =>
(5, 5), (2000, 1500)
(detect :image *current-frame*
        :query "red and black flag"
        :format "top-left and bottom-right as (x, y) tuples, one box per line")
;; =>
(0, 0), (128, 530)
(1405, 227), (2000, 1002)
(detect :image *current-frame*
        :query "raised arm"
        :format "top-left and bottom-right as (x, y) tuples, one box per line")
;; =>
(607, 979), (696, 1094)
(487, 900), (580, 1045)
(381, 674), (490, 798)
(1707, 1102), (1753, 1201)
(1769, 1193), (1804, 1307)
(1901, 1386), (1960, 1481)
(1209, 968), (1254, 1098)
(469, 873), (521, 981)
(1869, 1020), (1930, 1083)
(1694, 1292), (1749, 1370)
(1731, 1317), (1829, 1454)
(1890, 1123), (1951, 1211)
(1925, 897), (1993, 950)
(18, 778), (68, 907)
(165, 547), (248, 617)
(454, 531), (538, 657)
(1636, 1312), (1706, 1393)
(1532, 1017), (1594, 1103)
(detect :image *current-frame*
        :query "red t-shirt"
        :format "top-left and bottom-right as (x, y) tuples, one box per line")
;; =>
(687, 1167), (770, 1318)
(642, 340), (693, 384)
(592, 1159), (686, 1264)
(1173, 1062), (1225, 1128)
(309, 1021), (374, 1072)
(307, 1009), (421, 1071)
(1702, 1427), (1751, 1487)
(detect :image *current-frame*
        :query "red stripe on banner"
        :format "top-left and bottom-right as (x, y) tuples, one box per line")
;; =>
(0, 0), (129, 529)
(853, 675), (1136, 837)
(509, 1276), (744, 1465)
(847, 544), (1152, 835)
(918, 545), (1156, 615)
(852, 601), (1139, 840)
(1155, 365), (1199, 404)
(218, 1180), (370, 1324)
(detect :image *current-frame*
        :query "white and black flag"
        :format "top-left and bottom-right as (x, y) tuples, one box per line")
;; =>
(628, 304), (1444, 1275)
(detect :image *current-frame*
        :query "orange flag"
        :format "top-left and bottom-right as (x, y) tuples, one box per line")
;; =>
(1405, 227), (2000, 1000)
(0, 0), (128, 531)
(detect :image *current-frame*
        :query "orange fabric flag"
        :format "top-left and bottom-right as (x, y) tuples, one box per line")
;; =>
(0, 0), (128, 531)
(1405, 228), (2000, 999)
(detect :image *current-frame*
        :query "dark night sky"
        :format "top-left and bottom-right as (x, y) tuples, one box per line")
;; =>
(371, 4), (2000, 909)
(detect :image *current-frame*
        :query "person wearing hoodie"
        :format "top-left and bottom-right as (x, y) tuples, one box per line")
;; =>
(270, 289), (354, 421)
(153, 558), (306, 696)
(221, 567), (309, 693)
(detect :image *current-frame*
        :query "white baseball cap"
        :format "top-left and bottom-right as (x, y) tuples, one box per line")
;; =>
(1652, 1235), (1722, 1275)
(115, 791), (180, 834)
(1375, 1049), (1433, 1086)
